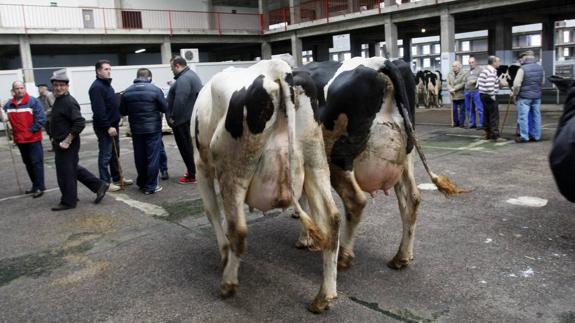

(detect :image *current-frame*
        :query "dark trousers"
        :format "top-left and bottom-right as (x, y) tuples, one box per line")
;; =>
(54, 138), (102, 207)
(17, 141), (45, 191)
(160, 140), (168, 172)
(172, 121), (195, 177)
(132, 133), (162, 192)
(452, 99), (465, 126)
(94, 126), (121, 183)
(480, 94), (500, 139)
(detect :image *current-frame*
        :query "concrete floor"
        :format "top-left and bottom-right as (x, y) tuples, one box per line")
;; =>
(0, 106), (573, 323)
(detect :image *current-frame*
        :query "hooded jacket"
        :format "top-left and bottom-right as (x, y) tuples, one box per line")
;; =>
(2, 93), (45, 144)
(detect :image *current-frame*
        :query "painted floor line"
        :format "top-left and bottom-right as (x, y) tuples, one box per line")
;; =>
(112, 193), (169, 217)
(0, 187), (59, 203)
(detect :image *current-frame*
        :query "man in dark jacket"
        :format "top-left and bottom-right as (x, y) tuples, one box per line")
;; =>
(549, 76), (575, 203)
(512, 51), (545, 143)
(167, 56), (203, 184)
(49, 73), (108, 211)
(120, 68), (168, 194)
(89, 59), (132, 192)
(2, 81), (46, 198)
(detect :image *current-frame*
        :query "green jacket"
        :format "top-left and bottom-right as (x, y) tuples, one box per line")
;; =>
(448, 70), (465, 100)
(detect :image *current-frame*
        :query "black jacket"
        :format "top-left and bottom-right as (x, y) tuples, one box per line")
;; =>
(550, 84), (575, 202)
(120, 79), (168, 135)
(49, 92), (86, 142)
(167, 67), (203, 127)
(89, 77), (120, 129)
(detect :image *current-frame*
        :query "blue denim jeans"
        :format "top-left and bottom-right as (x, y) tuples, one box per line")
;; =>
(452, 99), (465, 126)
(516, 98), (541, 141)
(94, 126), (121, 183)
(160, 140), (168, 173)
(132, 132), (162, 193)
(464, 90), (483, 127)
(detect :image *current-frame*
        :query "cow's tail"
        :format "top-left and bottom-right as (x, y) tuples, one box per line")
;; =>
(278, 73), (327, 249)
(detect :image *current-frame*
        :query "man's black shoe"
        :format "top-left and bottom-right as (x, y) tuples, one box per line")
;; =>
(32, 190), (44, 198)
(51, 203), (75, 211)
(25, 188), (35, 194)
(94, 183), (109, 204)
(160, 170), (169, 180)
(515, 137), (528, 143)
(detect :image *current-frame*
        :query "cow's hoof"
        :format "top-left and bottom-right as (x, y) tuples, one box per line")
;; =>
(219, 282), (238, 298)
(295, 238), (321, 251)
(337, 249), (354, 271)
(308, 297), (331, 314)
(387, 256), (413, 270)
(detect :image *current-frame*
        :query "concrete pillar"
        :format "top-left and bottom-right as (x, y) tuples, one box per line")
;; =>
(384, 16), (398, 58)
(291, 33), (303, 67)
(368, 42), (378, 57)
(258, 0), (269, 31)
(18, 35), (34, 84)
(289, 0), (300, 25)
(440, 9), (455, 104)
(313, 41), (331, 61)
(541, 18), (555, 87)
(261, 41), (272, 59)
(350, 35), (363, 57)
(384, 0), (395, 7)
(348, 0), (357, 13)
(489, 20), (513, 65)
(403, 38), (412, 62)
(161, 37), (172, 64)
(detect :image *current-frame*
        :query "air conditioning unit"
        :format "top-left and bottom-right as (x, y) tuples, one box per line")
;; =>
(180, 48), (199, 63)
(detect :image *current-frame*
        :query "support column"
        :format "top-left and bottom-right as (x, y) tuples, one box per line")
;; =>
(18, 35), (34, 84)
(160, 36), (172, 64)
(384, 16), (398, 58)
(313, 41), (331, 61)
(348, 0), (357, 13)
(489, 19), (513, 65)
(403, 38), (412, 62)
(261, 40), (272, 59)
(541, 18), (555, 87)
(368, 42), (378, 57)
(350, 35), (363, 57)
(440, 8), (455, 104)
(384, 0), (395, 7)
(258, 0), (269, 31)
(291, 33), (303, 67)
(289, 0), (300, 25)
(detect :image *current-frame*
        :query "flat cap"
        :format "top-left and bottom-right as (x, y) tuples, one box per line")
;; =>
(518, 50), (535, 58)
(50, 72), (69, 83)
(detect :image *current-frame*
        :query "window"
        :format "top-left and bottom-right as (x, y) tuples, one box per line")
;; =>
(530, 34), (541, 47)
(423, 58), (431, 68)
(564, 31), (571, 43)
(343, 52), (352, 60)
(422, 45), (430, 55)
(302, 50), (314, 63)
(121, 11), (142, 29)
(411, 46), (417, 55)
(461, 41), (470, 52)
(564, 48), (571, 57)
(462, 54), (470, 66)
(434, 44), (440, 54)
(332, 54), (339, 61)
(399, 47), (404, 57)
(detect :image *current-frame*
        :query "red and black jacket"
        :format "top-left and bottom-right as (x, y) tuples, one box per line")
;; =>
(2, 93), (46, 144)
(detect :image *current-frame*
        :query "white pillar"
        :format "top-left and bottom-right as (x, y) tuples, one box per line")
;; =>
(261, 41), (272, 59)
(440, 8), (455, 104)
(291, 33), (303, 67)
(19, 35), (34, 84)
(161, 36), (172, 64)
(384, 16), (398, 58)
(289, 0), (300, 24)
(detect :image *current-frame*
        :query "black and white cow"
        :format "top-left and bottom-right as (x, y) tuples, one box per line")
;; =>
(497, 65), (520, 88)
(191, 59), (340, 313)
(415, 70), (442, 108)
(297, 57), (463, 270)
(415, 70), (429, 108)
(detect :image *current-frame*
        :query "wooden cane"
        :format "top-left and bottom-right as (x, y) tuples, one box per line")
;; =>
(111, 135), (125, 190)
(500, 95), (512, 136)
(4, 121), (23, 194)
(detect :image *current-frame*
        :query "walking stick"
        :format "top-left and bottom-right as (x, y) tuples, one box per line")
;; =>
(3, 121), (23, 194)
(500, 95), (512, 136)
(111, 135), (125, 190)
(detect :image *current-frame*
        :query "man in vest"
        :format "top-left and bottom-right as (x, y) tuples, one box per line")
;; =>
(512, 50), (545, 143)
(2, 81), (46, 197)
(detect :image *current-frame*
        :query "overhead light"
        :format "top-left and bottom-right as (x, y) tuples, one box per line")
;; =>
(421, 28), (426, 33)
(134, 48), (146, 54)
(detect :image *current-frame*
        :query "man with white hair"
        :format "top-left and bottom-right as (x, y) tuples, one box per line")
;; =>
(448, 60), (466, 127)
(2, 81), (46, 198)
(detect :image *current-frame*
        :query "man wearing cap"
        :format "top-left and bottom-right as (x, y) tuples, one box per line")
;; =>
(2, 81), (46, 198)
(49, 73), (108, 211)
(512, 50), (545, 143)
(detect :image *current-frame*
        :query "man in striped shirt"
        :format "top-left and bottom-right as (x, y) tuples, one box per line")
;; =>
(478, 56), (502, 140)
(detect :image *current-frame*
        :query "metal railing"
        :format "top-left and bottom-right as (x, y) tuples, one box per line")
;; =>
(0, 4), (263, 34)
(267, 0), (387, 31)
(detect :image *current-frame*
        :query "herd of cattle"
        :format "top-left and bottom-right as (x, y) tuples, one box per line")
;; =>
(191, 57), (467, 312)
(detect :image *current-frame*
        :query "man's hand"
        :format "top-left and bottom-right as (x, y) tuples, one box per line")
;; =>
(59, 141), (70, 150)
(108, 127), (117, 137)
(168, 118), (175, 127)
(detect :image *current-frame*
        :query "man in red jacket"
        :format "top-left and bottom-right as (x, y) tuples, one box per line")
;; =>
(2, 81), (46, 197)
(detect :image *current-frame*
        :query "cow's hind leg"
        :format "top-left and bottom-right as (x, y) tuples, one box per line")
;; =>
(331, 167), (368, 271)
(220, 183), (248, 298)
(196, 163), (230, 265)
(301, 166), (340, 314)
(388, 153), (421, 270)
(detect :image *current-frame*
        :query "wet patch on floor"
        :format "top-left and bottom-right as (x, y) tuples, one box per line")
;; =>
(0, 232), (99, 287)
(160, 198), (205, 222)
(349, 296), (448, 322)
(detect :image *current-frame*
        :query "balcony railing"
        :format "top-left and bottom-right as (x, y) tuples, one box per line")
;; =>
(0, 4), (263, 34)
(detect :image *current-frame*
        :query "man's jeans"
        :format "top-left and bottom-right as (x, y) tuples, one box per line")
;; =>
(452, 99), (465, 126)
(516, 98), (541, 141)
(464, 90), (483, 127)
(94, 126), (121, 183)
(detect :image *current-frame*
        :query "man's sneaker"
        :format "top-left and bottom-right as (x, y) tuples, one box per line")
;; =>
(178, 175), (196, 184)
(107, 183), (121, 192)
(144, 186), (163, 195)
(114, 178), (133, 186)
(160, 170), (169, 180)
(94, 183), (109, 204)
